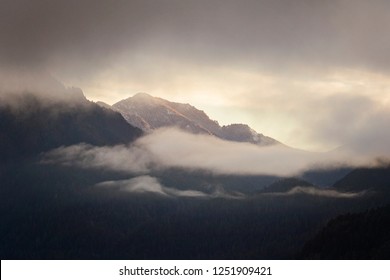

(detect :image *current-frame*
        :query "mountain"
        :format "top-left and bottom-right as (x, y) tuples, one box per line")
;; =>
(153, 167), (279, 195)
(301, 167), (353, 187)
(260, 177), (314, 193)
(0, 91), (142, 161)
(96, 101), (112, 110)
(109, 92), (279, 146)
(332, 166), (390, 193)
(300, 204), (390, 259)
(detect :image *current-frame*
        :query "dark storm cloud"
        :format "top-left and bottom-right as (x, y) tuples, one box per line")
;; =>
(0, 0), (141, 69)
(2, 0), (390, 74)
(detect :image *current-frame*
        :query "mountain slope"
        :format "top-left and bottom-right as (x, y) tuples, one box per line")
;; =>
(0, 92), (142, 161)
(260, 177), (314, 193)
(332, 166), (390, 193)
(112, 92), (216, 135)
(111, 92), (279, 146)
(300, 204), (390, 259)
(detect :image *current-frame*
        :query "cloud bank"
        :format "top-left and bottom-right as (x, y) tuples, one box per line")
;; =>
(96, 175), (240, 199)
(43, 127), (383, 178)
(263, 186), (365, 199)
(42, 143), (152, 174)
(96, 176), (361, 199)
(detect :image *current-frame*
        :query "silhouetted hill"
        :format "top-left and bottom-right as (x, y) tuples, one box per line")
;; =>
(333, 166), (390, 193)
(0, 93), (142, 160)
(154, 168), (279, 195)
(0, 160), (369, 260)
(301, 204), (390, 259)
(260, 177), (314, 193)
(301, 167), (352, 187)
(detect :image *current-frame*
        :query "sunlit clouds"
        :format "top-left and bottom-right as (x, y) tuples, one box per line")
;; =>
(2, 0), (390, 151)
(80, 64), (390, 151)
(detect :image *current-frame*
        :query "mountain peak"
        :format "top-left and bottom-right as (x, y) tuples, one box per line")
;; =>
(133, 92), (154, 99)
(112, 93), (280, 146)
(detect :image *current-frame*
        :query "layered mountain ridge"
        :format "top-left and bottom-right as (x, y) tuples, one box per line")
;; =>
(3, 83), (390, 260)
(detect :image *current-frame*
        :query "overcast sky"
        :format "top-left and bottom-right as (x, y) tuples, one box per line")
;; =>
(2, 0), (390, 150)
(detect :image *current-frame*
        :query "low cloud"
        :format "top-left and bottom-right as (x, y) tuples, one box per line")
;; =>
(43, 127), (383, 178)
(96, 176), (167, 196)
(42, 143), (152, 174)
(96, 175), (240, 199)
(263, 186), (365, 199)
(136, 128), (370, 176)
(96, 176), (363, 199)
(0, 68), (88, 110)
(137, 129), (313, 176)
